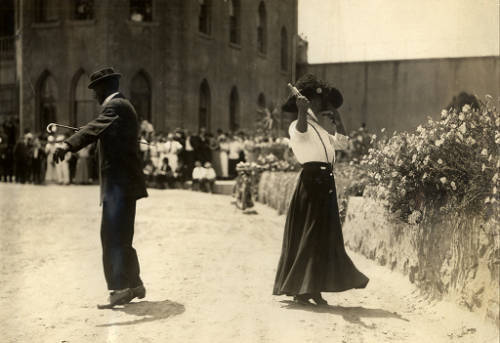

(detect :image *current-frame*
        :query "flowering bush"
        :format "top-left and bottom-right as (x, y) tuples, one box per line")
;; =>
(345, 126), (377, 163)
(360, 96), (499, 222)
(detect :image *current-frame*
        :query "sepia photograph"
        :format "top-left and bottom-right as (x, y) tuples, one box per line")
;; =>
(0, 0), (499, 342)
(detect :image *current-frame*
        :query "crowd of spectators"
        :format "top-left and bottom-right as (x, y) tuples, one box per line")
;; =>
(0, 118), (284, 193)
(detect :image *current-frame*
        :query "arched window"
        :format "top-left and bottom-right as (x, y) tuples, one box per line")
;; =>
(199, 79), (211, 131)
(37, 71), (58, 133)
(130, 0), (152, 22)
(130, 71), (152, 122)
(34, 0), (58, 23)
(228, 0), (241, 44)
(257, 2), (267, 54)
(198, 0), (211, 35)
(74, 0), (94, 20)
(257, 93), (266, 109)
(72, 70), (95, 127)
(281, 27), (288, 71)
(229, 86), (239, 132)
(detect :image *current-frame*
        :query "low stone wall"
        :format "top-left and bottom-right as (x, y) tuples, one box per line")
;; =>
(257, 171), (352, 215)
(343, 197), (500, 326)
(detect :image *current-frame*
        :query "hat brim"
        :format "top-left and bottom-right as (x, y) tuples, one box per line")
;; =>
(88, 73), (121, 89)
(281, 87), (343, 113)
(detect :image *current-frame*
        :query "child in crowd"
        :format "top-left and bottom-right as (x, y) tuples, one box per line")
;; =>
(157, 157), (175, 189)
(55, 135), (71, 185)
(202, 161), (216, 193)
(142, 159), (156, 187)
(192, 161), (204, 191)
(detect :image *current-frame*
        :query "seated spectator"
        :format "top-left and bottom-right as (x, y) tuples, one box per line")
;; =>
(156, 157), (175, 189)
(202, 161), (217, 193)
(143, 159), (156, 187)
(175, 160), (190, 189)
(192, 161), (204, 191)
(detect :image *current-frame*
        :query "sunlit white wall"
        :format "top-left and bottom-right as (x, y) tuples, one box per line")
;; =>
(298, 0), (500, 63)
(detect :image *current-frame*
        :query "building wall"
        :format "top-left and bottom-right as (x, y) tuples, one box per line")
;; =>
(179, 0), (297, 132)
(299, 56), (500, 133)
(16, 0), (297, 134)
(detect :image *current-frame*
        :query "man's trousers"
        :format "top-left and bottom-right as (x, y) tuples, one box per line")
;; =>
(101, 197), (143, 290)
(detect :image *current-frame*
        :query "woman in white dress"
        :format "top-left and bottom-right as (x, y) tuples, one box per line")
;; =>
(45, 135), (58, 183)
(163, 133), (183, 176)
(273, 74), (369, 305)
(218, 134), (230, 178)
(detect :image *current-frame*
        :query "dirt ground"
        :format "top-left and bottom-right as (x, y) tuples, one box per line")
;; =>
(1, 183), (498, 343)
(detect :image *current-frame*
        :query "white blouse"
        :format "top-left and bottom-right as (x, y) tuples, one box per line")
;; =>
(288, 119), (349, 164)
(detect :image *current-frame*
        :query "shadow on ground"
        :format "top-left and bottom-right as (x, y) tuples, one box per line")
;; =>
(280, 300), (409, 329)
(97, 300), (185, 327)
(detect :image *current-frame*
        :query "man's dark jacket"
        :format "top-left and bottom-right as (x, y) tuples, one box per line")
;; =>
(66, 93), (148, 203)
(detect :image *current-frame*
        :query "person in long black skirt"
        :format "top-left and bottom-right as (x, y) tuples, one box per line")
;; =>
(273, 74), (369, 306)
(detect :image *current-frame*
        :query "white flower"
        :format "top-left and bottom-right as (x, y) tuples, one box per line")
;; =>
(435, 139), (444, 147)
(316, 87), (322, 94)
(462, 104), (471, 113)
(412, 154), (417, 163)
(438, 159), (443, 164)
(481, 148), (488, 156)
(375, 173), (381, 181)
(422, 172), (428, 180)
(391, 171), (398, 177)
(423, 156), (430, 165)
(493, 173), (498, 183)
(465, 137), (476, 146)
(381, 128), (386, 133)
(440, 177), (447, 184)
(450, 181), (457, 190)
(485, 197), (491, 204)
(458, 113), (465, 121)
(458, 123), (466, 134)
(441, 109), (448, 118)
(416, 125), (423, 133)
(400, 188), (407, 196)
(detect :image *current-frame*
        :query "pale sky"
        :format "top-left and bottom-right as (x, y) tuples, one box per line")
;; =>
(298, 0), (500, 63)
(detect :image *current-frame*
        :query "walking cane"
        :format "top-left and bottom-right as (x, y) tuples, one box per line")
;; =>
(46, 122), (151, 145)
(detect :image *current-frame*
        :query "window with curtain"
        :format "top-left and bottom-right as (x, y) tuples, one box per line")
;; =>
(34, 0), (59, 23)
(257, 2), (267, 54)
(281, 27), (288, 71)
(229, 87), (239, 132)
(73, 72), (96, 127)
(74, 0), (94, 20)
(199, 80), (211, 131)
(229, 0), (240, 44)
(198, 0), (211, 35)
(38, 72), (58, 133)
(130, 71), (152, 122)
(130, 0), (152, 22)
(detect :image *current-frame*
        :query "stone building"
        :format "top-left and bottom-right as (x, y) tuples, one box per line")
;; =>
(1, 0), (297, 134)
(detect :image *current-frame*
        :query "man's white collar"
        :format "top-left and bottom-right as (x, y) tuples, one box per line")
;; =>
(102, 92), (119, 106)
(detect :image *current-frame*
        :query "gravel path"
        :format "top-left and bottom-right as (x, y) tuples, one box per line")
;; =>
(1, 184), (497, 343)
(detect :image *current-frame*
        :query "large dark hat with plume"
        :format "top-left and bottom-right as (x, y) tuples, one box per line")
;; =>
(282, 73), (343, 112)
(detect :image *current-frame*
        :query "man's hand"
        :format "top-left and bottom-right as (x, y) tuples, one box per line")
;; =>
(53, 143), (70, 164)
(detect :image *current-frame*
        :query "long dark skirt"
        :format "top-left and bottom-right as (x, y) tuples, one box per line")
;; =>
(273, 162), (369, 296)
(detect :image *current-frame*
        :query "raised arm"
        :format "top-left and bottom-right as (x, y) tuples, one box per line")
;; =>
(295, 95), (310, 133)
(65, 105), (119, 152)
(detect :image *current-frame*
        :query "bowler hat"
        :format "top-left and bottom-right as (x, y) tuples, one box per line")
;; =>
(282, 73), (343, 112)
(88, 67), (121, 89)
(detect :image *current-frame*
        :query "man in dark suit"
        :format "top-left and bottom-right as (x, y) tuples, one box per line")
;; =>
(54, 67), (148, 308)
